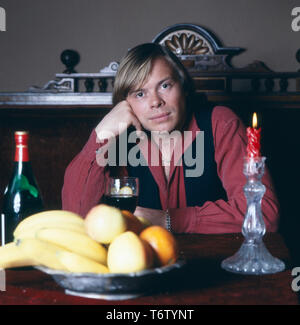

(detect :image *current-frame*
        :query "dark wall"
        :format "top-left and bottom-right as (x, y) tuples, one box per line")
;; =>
(0, 108), (108, 210)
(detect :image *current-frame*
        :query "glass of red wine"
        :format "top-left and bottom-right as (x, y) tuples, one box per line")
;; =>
(103, 177), (139, 213)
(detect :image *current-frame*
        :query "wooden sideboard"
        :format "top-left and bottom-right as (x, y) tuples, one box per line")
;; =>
(0, 97), (110, 211)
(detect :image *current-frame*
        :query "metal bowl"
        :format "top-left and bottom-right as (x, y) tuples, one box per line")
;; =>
(35, 259), (186, 300)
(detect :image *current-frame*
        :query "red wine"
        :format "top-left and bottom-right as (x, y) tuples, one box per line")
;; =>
(1, 131), (44, 243)
(103, 195), (138, 213)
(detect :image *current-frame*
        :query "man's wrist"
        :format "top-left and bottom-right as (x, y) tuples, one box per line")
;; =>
(165, 209), (172, 232)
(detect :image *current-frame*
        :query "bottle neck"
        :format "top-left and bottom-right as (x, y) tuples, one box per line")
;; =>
(15, 144), (29, 162)
(14, 132), (29, 162)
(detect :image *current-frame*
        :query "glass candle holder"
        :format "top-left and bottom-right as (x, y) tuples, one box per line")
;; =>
(221, 156), (285, 275)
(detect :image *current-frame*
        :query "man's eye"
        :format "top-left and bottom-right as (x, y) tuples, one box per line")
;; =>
(162, 82), (171, 89)
(136, 91), (144, 98)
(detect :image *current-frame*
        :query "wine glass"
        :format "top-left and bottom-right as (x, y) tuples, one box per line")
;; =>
(103, 177), (139, 213)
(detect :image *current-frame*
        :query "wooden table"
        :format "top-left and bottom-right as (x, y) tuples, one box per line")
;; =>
(0, 233), (298, 305)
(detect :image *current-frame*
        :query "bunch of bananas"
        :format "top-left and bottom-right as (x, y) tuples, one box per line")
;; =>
(0, 210), (109, 273)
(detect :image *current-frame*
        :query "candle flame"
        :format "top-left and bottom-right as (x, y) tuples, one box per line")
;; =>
(252, 112), (258, 128)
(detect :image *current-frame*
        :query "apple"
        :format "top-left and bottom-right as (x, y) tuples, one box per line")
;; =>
(84, 204), (127, 244)
(107, 231), (154, 273)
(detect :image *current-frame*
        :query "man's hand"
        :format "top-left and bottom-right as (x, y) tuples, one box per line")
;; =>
(134, 206), (166, 228)
(95, 100), (142, 143)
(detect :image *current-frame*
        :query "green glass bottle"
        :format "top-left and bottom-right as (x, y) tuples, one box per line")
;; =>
(1, 131), (44, 244)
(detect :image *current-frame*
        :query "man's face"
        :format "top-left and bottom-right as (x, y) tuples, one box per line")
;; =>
(126, 57), (186, 133)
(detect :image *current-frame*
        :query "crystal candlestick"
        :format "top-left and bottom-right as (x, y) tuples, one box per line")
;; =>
(221, 156), (285, 275)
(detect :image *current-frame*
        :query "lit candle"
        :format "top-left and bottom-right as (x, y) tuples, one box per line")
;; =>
(246, 112), (261, 158)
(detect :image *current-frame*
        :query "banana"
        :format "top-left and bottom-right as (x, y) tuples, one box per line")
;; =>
(57, 250), (109, 274)
(36, 228), (107, 265)
(16, 238), (68, 271)
(14, 210), (84, 239)
(0, 242), (37, 269)
(15, 223), (86, 240)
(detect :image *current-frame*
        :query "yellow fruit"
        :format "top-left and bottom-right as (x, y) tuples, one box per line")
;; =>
(15, 223), (86, 240)
(36, 228), (107, 265)
(140, 226), (179, 266)
(14, 210), (84, 239)
(121, 210), (144, 234)
(57, 251), (109, 274)
(16, 238), (68, 271)
(107, 231), (154, 273)
(84, 204), (127, 244)
(119, 186), (133, 195)
(0, 242), (37, 269)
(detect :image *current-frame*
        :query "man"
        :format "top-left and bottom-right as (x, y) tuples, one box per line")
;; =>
(62, 43), (279, 233)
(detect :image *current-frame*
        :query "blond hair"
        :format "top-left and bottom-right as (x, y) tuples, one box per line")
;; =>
(112, 43), (195, 107)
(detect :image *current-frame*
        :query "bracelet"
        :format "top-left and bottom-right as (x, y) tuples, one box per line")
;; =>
(165, 209), (172, 232)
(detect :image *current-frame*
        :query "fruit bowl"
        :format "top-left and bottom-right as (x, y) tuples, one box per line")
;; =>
(35, 259), (186, 300)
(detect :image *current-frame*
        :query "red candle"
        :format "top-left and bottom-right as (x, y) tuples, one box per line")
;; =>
(246, 112), (261, 158)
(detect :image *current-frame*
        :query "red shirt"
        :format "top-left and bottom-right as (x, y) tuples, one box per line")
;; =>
(61, 106), (279, 233)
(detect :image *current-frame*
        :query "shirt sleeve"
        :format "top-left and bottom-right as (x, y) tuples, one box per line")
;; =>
(61, 129), (110, 217)
(170, 106), (280, 234)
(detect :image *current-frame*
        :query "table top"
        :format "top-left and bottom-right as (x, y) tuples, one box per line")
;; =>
(0, 233), (298, 305)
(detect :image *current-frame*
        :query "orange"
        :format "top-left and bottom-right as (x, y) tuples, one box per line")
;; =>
(139, 226), (179, 266)
(121, 210), (144, 235)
